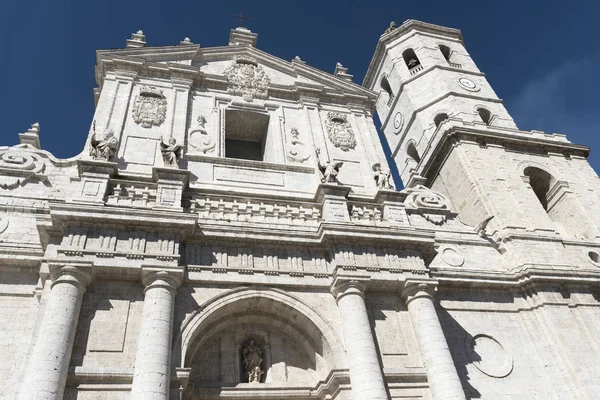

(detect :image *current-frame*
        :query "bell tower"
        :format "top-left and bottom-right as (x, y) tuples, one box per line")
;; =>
(364, 20), (600, 242)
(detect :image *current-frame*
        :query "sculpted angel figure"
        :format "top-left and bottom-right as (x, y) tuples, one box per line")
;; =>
(373, 162), (394, 189)
(160, 136), (183, 167)
(316, 148), (343, 184)
(242, 339), (263, 383)
(89, 126), (118, 161)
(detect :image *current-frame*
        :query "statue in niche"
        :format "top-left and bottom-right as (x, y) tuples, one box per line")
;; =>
(89, 122), (119, 161)
(160, 136), (183, 167)
(316, 148), (343, 184)
(242, 339), (263, 383)
(373, 162), (394, 189)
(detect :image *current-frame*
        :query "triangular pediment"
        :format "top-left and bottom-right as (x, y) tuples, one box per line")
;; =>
(96, 44), (375, 102)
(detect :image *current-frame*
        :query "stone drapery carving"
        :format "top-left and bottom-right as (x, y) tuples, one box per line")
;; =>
(372, 163), (393, 189)
(242, 339), (263, 383)
(325, 112), (356, 152)
(89, 127), (119, 161)
(285, 128), (310, 163)
(132, 86), (167, 128)
(160, 136), (183, 167)
(224, 55), (270, 102)
(316, 148), (343, 184)
(0, 145), (47, 189)
(188, 115), (215, 153)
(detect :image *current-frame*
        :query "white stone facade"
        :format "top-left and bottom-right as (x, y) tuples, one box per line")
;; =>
(1, 21), (599, 400)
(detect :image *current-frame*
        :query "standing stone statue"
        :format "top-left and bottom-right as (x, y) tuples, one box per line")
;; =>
(242, 339), (263, 383)
(373, 162), (393, 189)
(160, 136), (183, 167)
(89, 126), (119, 162)
(385, 21), (397, 34)
(316, 148), (343, 184)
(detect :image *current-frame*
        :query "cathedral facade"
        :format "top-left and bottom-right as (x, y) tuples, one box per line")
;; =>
(1, 20), (600, 400)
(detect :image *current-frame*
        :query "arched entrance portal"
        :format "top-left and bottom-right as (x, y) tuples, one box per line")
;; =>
(176, 287), (344, 399)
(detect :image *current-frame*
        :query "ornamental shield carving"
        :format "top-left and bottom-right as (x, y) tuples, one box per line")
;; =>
(325, 112), (356, 152)
(132, 86), (167, 128)
(224, 55), (270, 102)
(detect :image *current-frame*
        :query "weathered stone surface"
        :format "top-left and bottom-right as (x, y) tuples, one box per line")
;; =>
(1, 19), (600, 400)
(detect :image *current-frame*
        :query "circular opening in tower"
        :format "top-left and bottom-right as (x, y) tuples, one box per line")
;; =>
(588, 251), (599, 264)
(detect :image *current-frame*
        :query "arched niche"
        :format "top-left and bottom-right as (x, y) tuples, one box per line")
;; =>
(175, 287), (343, 397)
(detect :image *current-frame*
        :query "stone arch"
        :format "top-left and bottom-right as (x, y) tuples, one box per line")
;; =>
(176, 286), (344, 374)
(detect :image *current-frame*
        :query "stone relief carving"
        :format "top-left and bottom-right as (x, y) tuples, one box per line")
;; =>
(325, 112), (356, 152)
(188, 116), (215, 154)
(285, 128), (310, 163)
(372, 163), (394, 189)
(132, 86), (167, 128)
(316, 148), (343, 184)
(224, 55), (270, 102)
(89, 124), (119, 161)
(465, 334), (513, 378)
(0, 145), (47, 190)
(242, 339), (263, 383)
(159, 136), (183, 167)
(403, 185), (452, 225)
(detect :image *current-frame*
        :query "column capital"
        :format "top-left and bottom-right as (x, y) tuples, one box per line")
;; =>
(401, 279), (438, 305)
(141, 265), (184, 293)
(48, 262), (93, 290)
(330, 274), (369, 302)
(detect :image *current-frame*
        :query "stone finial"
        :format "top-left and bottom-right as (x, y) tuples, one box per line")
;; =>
(334, 62), (353, 82)
(229, 26), (258, 47)
(19, 122), (41, 149)
(293, 56), (306, 64)
(180, 37), (193, 45)
(126, 30), (146, 48)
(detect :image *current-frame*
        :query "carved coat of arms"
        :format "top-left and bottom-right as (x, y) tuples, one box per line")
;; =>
(325, 112), (357, 152)
(224, 55), (270, 102)
(132, 86), (167, 128)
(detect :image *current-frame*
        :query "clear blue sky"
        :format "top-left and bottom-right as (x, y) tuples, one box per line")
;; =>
(1, 0), (599, 182)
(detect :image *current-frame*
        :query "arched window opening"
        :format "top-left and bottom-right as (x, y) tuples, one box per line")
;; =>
(380, 75), (394, 105)
(403, 49), (423, 75)
(439, 45), (451, 62)
(407, 142), (421, 164)
(524, 167), (554, 211)
(477, 108), (492, 125)
(434, 113), (449, 128)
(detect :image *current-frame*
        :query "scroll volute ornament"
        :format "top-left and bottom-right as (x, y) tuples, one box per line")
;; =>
(132, 86), (167, 128)
(325, 112), (357, 152)
(403, 185), (453, 225)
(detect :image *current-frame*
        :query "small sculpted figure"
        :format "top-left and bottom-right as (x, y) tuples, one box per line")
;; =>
(385, 21), (397, 34)
(160, 136), (183, 167)
(316, 148), (343, 184)
(89, 126), (118, 161)
(373, 162), (394, 189)
(242, 339), (263, 383)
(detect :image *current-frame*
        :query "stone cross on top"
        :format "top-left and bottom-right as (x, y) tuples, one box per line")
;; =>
(233, 12), (250, 27)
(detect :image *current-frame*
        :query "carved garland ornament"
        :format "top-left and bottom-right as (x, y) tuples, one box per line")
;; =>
(132, 86), (167, 128)
(224, 55), (270, 102)
(325, 112), (356, 152)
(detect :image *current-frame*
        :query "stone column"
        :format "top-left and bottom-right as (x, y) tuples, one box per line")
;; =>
(401, 281), (465, 400)
(19, 264), (92, 400)
(332, 278), (388, 400)
(130, 268), (183, 400)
